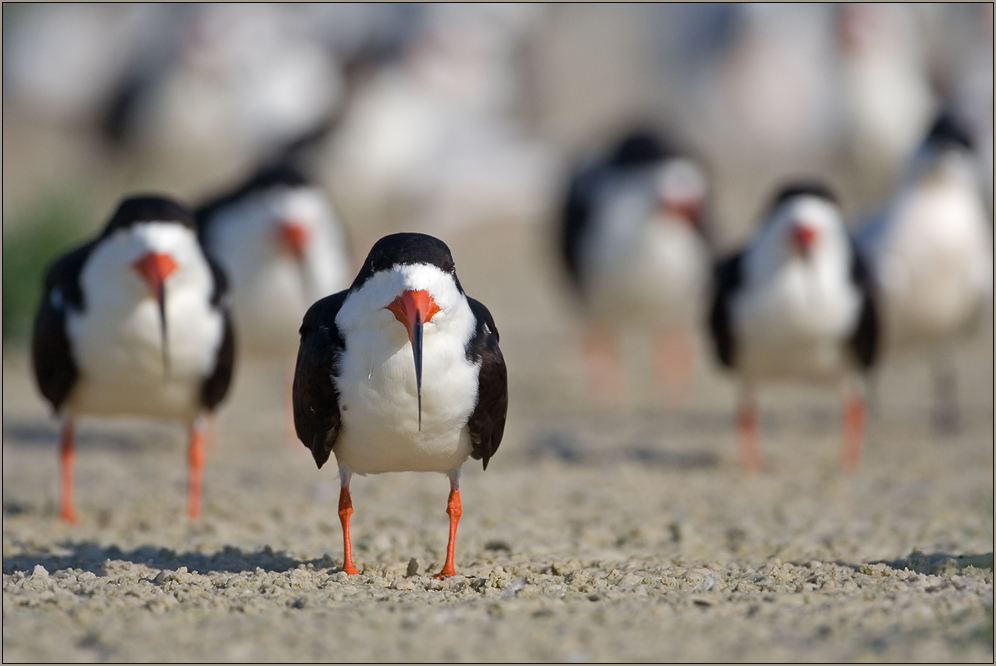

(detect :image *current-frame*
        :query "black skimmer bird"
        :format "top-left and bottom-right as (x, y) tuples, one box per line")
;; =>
(855, 114), (993, 429)
(292, 232), (507, 577)
(197, 161), (352, 363)
(560, 129), (712, 400)
(31, 195), (236, 522)
(708, 183), (878, 471)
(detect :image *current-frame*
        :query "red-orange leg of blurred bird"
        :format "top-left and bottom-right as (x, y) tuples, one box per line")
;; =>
(583, 328), (625, 407)
(338, 474), (359, 575)
(841, 393), (865, 472)
(59, 419), (79, 524)
(737, 392), (762, 472)
(654, 331), (696, 401)
(187, 423), (206, 519)
(435, 478), (462, 579)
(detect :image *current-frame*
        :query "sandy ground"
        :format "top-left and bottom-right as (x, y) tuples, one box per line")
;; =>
(3, 223), (993, 662)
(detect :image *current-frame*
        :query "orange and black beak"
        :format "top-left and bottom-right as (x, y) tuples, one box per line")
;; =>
(790, 222), (818, 259)
(133, 251), (178, 380)
(386, 289), (441, 430)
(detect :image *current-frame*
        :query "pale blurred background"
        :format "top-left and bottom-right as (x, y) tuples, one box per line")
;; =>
(3, 3), (992, 413)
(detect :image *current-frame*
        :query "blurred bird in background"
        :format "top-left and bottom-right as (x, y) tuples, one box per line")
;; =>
(835, 3), (936, 201)
(325, 4), (558, 236)
(3, 4), (992, 484)
(196, 159), (352, 438)
(855, 114), (993, 431)
(709, 184), (878, 472)
(560, 129), (712, 404)
(196, 160), (352, 364)
(31, 196), (235, 522)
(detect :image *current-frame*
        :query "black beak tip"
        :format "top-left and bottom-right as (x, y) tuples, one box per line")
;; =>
(413, 309), (424, 431)
(157, 283), (170, 382)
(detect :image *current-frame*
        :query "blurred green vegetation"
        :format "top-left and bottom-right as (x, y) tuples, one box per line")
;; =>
(2, 189), (95, 343)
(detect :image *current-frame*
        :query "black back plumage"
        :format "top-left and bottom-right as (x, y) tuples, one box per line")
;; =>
(31, 242), (97, 412)
(463, 297), (507, 470)
(707, 251), (744, 370)
(846, 243), (878, 370)
(925, 113), (974, 151)
(293, 291), (348, 468)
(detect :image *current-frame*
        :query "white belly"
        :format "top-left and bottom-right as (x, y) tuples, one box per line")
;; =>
(733, 265), (861, 383)
(333, 325), (480, 475)
(583, 216), (710, 331)
(66, 294), (223, 422)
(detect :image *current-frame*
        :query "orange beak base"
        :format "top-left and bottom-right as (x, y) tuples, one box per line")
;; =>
(790, 222), (818, 257)
(386, 290), (440, 430)
(133, 251), (178, 380)
(278, 220), (309, 262)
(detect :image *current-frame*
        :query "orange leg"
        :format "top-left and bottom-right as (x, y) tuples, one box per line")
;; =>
(582, 328), (625, 406)
(59, 419), (79, 524)
(338, 483), (359, 575)
(434, 485), (462, 579)
(841, 394), (865, 472)
(187, 423), (206, 519)
(737, 394), (762, 473)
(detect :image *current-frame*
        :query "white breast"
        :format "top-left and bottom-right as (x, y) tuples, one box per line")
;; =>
(331, 265), (481, 476)
(66, 224), (225, 422)
(873, 181), (993, 349)
(580, 181), (711, 330)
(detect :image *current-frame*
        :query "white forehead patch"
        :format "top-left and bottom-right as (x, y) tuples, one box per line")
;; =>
(336, 262), (469, 336)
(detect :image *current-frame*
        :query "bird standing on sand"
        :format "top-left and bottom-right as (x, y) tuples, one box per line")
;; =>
(855, 114), (993, 430)
(32, 196), (235, 522)
(561, 130), (712, 400)
(293, 233), (507, 577)
(709, 184), (878, 471)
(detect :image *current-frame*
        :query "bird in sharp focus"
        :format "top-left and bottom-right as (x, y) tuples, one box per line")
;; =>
(561, 129), (712, 402)
(855, 113), (994, 430)
(292, 232), (507, 577)
(31, 195), (236, 522)
(708, 183), (878, 472)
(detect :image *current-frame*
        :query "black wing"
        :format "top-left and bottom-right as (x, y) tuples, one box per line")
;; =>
(200, 254), (237, 411)
(561, 162), (604, 292)
(464, 298), (508, 471)
(293, 291), (348, 469)
(847, 240), (878, 371)
(707, 251), (744, 370)
(31, 241), (97, 413)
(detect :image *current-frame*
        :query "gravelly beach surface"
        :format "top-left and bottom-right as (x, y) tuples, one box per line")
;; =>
(3, 225), (993, 662)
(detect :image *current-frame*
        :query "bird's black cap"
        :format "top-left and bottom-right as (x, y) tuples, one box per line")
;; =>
(102, 195), (196, 237)
(351, 232), (458, 291)
(925, 113), (973, 151)
(768, 181), (839, 214)
(196, 161), (312, 224)
(607, 130), (673, 168)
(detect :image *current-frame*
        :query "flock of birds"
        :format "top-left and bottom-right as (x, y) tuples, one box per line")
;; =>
(27, 106), (992, 577)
